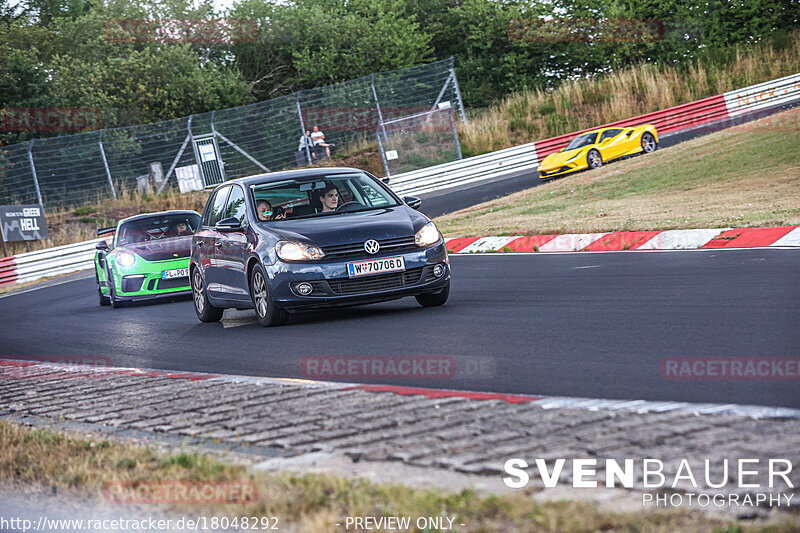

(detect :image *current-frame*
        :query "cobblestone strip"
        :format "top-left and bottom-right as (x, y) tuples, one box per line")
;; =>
(1, 361), (799, 498)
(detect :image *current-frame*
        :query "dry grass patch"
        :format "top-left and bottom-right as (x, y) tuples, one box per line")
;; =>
(436, 108), (800, 237)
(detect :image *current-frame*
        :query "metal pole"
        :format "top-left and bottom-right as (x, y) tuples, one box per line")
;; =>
(27, 139), (44, 206)
(157, 115), (193, 194)
(0, 223), (8, 257)
(371, 73), (388, 142)
(431, 71), (453, 112)
(449, 57), (467, 124)
(376, 132), (390, 178)
(296, 93), (312, 165)
(98, 130), (117, 200)
(448, 109), (463, 160)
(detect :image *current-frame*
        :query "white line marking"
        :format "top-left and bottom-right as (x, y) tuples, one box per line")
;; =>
(0, 273), (93, 299)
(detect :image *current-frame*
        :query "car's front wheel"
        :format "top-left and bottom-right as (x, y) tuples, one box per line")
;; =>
(250, 264), (288, 327)
(416, 281), (450, 307)
(98, 286), (110, 306)
(192, 267), (223, 322)
(587, 149), (603, 169)
(641, 132), (657, 153)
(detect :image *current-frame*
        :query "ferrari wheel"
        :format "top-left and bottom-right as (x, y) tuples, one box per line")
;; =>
(641, 132), (657, 153)
(192, 267), (223, 322)
(587, 149), (603, 169)
(250, 264), (288, 327)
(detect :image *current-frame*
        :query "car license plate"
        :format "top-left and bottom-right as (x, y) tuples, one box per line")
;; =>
(162, 268), (189, 279)
(347, 256), (405, 278)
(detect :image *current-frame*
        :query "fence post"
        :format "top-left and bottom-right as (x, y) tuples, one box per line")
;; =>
(157, 115), (193, 194)
(296, 93), (312, 165)
(448, 109), (463, 160)
(371, 73), (388, 141)
(376, 132), (390, 179)
(98, 130), (117, 200)
(27, 139), (44, 206)
(449, 56), (467, 124)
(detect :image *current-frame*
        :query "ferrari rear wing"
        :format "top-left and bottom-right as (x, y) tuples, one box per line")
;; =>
(97, 226), (116, 237)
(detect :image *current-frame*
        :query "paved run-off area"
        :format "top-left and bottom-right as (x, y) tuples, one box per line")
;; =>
(1, 361), (799, 519)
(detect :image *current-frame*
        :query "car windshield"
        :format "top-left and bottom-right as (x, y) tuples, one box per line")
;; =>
(116, 213), (200, 245)
(251, 172), (400, 220)
(565, 132), (598, 151)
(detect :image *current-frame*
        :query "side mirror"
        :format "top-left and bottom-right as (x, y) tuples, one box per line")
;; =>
(382, 177), (390, 184)
(96, 241), (109, 251)
(215, 217), (241, 230)
(404, 196), (422, 210)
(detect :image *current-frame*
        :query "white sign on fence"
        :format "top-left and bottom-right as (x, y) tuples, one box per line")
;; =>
(175, 165), (204, 193)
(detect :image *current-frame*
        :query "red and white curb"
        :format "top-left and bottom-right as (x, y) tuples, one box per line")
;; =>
(2, 359), (798, 419)
(445, 225), (800, 254)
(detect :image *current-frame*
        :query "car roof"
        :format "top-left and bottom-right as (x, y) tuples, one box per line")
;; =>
(118, 210), (200, 225)
(224, 167), (369, 189)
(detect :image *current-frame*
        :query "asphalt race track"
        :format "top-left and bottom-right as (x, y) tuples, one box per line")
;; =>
(1, 249), (798, 408)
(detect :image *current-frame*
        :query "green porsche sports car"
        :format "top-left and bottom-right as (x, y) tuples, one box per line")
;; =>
(94, 210), (201, 308)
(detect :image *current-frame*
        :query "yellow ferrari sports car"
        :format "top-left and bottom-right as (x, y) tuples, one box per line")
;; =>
(538, 124), (658, 180)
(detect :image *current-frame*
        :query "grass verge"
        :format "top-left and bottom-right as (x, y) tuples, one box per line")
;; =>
(1, 419), (796, 532)
(435, 108), (800, 237)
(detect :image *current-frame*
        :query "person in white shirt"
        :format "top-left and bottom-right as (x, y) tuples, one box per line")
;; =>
(310, 126), (332, 158)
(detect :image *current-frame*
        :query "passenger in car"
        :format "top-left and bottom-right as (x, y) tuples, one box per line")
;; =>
(256, 200), (286, 221)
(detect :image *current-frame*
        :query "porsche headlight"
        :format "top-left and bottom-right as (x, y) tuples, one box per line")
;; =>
(116, 250), (136, 268)
(415, 221), (441, 247)
(276, 240), (325, 261)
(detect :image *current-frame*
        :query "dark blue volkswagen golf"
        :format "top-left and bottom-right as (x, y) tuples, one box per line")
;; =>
(190, 168), (450, 326)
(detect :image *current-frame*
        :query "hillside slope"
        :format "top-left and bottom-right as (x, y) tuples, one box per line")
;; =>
(435, 107), (800, 237)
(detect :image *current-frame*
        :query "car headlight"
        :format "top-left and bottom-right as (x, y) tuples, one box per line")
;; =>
(565, 151), (582, 163)
(415, 221), (441, 247)
(276, 240), (325, 261)
(116, 250), (136, 268)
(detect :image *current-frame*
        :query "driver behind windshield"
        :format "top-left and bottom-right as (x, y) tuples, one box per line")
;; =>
(316, 185), (339, 213)
(174, 221), (192, 236)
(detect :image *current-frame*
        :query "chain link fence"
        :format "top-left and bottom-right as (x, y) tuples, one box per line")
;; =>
(0, 58), (465, 209)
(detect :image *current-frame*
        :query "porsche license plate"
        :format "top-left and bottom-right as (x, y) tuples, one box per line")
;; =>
(162, 268), (189, 279)
(347, 257), (405, 278)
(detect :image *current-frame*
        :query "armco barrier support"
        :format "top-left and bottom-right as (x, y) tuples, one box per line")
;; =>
(0, 239), (98, 287)
(388, 71), (800, 196)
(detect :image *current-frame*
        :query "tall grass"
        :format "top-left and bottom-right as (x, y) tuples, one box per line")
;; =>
(459, 32), (800, 155)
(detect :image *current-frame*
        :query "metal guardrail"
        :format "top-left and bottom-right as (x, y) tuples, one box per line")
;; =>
(0, 239), (98, 287)
(390, 141), (539, 197)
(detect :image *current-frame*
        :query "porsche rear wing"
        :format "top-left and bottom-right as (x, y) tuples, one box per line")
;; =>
(97, 226), (116, 237)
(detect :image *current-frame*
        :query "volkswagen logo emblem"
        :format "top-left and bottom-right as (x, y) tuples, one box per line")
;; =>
(364, 239), (380, 254)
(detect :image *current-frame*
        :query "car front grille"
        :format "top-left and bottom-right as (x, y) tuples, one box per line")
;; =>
(327, 267), (428, 295)
(158, 277), (190, 290)
(322, 236), (416, 260)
